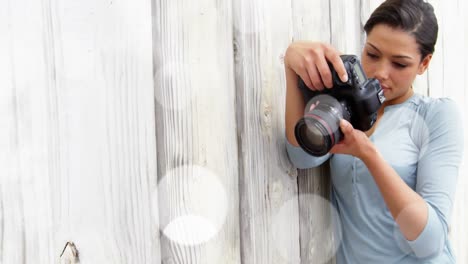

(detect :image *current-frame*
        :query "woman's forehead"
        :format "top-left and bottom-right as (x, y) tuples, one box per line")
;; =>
(365, 24), (420, 59)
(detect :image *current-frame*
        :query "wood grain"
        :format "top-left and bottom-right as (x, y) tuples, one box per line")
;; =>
(153, 0), (241, 263)
(1, 0), (467, 263)
(290, 2), (334, 263)
(0, 0), (158, 263)
(233, 0), (303, 263)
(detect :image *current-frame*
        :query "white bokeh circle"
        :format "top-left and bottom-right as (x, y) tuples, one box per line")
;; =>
(156, 164), (228, 246)
(271, 193), (342, 264)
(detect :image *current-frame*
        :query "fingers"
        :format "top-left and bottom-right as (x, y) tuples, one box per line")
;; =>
(296, 58), (324, 91)
(309, 44), (347, 90)
(296, 68), (316, 91)
(285, 42), (346, 91)
(340, 119), (354, 135)
(329, 120), (353, 154)
(325, 49), (348, 83)
(305, 63), (324, 90)
(329, 144), (342, 154)
(315, 55), (333, 88)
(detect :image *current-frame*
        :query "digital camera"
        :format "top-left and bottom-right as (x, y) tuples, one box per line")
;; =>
(294, 55), (385, 156)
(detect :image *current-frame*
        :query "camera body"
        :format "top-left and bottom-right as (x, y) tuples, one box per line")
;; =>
(294, 55), (385, 156)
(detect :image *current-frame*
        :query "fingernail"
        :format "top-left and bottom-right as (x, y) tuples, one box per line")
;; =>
(341, 74), (348, 82)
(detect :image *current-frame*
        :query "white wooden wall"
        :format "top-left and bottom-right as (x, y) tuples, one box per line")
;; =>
(0, 0), (158, 263)
(1, 0), (466, 263)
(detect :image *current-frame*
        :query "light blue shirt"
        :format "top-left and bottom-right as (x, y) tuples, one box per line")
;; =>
(286, 94), (464, 263)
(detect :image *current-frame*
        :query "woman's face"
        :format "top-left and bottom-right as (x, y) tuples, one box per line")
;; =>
(361, 24), (432, 106)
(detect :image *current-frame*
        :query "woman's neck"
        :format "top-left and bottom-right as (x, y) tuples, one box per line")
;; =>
(382, 87), (414, 108)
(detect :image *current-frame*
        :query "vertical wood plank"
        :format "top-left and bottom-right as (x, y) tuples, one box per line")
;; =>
(1, 2), (22, 262)
(297, 166), (337, 264)
(292, 0), (331, 43)
(233, 0), (302, 263)
(53, 1), (159, 262)
(153, 0), (240, 263)
(330, 0), (362, 55)
(291, 1), (338, 263)
(0, 0), (159, 263)
(0, 0), (66, 262)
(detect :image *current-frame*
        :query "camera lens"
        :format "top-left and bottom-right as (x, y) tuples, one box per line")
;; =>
(300, 123), (325, 147)
(294, 95), (346, 156)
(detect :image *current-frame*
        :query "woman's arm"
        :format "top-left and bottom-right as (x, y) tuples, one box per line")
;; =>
(332, 120), (427, 239)
(284, 66), (305, 146)
(331, 99), (464, 257)
(284, 41), (348, 146)
(359, 144), (428, 240)
(284, 42), (348, 168)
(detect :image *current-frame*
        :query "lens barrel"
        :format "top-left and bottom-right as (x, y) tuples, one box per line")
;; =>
(294, 95), (347, 156)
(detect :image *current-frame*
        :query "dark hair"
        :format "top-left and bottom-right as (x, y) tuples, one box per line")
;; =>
(364, 0), (438, 60)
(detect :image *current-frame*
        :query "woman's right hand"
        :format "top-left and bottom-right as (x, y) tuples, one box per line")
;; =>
(284, 41), (349, 91)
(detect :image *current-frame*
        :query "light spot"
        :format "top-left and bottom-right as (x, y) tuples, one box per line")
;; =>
(271, 193), (342, 264)
(155, 165), (228, 246)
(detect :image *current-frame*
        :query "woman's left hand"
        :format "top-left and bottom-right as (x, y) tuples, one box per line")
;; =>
(329, 119), (376, 160)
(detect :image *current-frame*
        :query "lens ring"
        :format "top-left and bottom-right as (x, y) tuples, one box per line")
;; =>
(295, 118), (333, 156)
(304, 113), (335, 146)
(295, 94), (344, 156)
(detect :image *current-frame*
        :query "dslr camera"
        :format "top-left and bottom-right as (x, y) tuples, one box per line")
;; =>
(294, 55), (385, 156)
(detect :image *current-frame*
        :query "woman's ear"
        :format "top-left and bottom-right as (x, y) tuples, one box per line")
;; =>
(417, 54), (432, 75)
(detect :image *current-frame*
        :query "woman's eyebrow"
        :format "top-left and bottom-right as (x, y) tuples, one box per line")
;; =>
(366, 42), (413, 60)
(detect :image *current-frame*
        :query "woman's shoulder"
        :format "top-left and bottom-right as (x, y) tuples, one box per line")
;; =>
(401, 94), (462, 147)
(406, 93), (461, 122)
(407, 94), (463, 151)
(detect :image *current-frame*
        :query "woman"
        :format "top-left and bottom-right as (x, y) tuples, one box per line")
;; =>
(284, 0), (464, 262)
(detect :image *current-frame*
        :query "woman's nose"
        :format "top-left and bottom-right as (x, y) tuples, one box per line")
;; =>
(374, 63), (390, 81)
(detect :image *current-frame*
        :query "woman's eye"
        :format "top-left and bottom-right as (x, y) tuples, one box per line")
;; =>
(393, 62), (407, 68)
(366, 52), (378, 59)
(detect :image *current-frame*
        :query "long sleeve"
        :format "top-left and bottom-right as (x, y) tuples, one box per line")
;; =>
(286, 139), (331, 169)
(406, 98), (464, 258)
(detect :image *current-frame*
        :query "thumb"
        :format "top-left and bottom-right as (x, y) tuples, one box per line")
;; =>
(339, 119), (354, 134)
